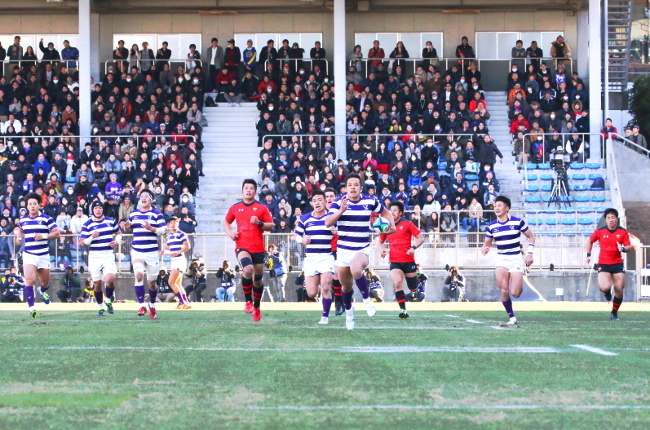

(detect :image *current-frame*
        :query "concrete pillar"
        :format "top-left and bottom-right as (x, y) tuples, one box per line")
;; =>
(588, 0), (603, 159)
(577, 10), (589, 79)
(78, 0), (92, 142)
(333, 0), (347, 161)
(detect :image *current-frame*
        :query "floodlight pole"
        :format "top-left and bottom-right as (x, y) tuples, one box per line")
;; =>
(78, 0), (92, 144)
(334, 0), (347, 161)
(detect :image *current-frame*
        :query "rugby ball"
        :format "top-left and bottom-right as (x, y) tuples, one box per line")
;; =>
(371, 217), (390, 233)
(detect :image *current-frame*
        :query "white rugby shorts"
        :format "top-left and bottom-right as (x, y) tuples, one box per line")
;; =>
(131, 250), (161, 279)
(495, 253), (524, 273)
(23, 252), (51, 270)
(169, 256), (187, 272)
(303, 254), (335, 277)
(335, 247), (371, 268)
(88, 253), (117, 282)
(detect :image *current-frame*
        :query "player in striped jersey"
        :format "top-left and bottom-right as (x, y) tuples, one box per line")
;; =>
(161, 216), (192, 310)
(125, 190), (167, 319)
(295, 190), (336, 325)
(13, 193), (60, 318)
(325, 174), (396, 330)
(79, 201), (122, 316)
(324, 188), (344, 316)
(481, 196), (535, 325)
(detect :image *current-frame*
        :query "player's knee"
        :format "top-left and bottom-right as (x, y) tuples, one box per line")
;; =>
(394, 279), (404, 291)
(511, 290), (522, 299)
(405, 276), (418, 291)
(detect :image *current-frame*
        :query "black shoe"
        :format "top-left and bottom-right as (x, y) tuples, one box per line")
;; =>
(399, 309), (409, 319)
(335, 305), (344, 316)
(610, 311), (619, 321)
(604, 290), (612, 302)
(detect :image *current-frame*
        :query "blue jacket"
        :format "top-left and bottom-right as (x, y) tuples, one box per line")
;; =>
(61, 46), (79, 69)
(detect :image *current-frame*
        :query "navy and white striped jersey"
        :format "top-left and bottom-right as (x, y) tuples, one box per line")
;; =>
(485, 216), (530, 255)
(129, 209), (166, 253)
(294, 212), (334, 257)
(19, 213), (57, 256)
(80, 217), (119, 253)
(328, 194), (383, 251)
(167, 230), (189, 255)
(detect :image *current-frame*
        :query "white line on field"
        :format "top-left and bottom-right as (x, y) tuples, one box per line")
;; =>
(445, 314), (460, 318)
(465, 319), (483, 324)
(490, 325), (508, 330)
(248, 404), (650, 411)
(305, 326), (474, 330)
(570, 344), (618, 356)
(21, 346), (561, 353)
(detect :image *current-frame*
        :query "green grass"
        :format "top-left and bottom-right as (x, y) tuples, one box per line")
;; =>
(0, 308), (649, 429)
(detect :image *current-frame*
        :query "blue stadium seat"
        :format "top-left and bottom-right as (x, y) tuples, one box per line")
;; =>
(593, 207), (607, 212)
(588, 173), (603, 180)
(578, 218), (594, 225)
(540, 174), (553, 181)
(580, 229), (593, 236)
(545, 218), (558, 226)
(163, 255), (171, 262)
(541, 184), (552, 192)
(437, 162), (447, 170)
(542, 196), (552, 203)
(572, 174), (587, 180)
(526, 174), (538, 181)
(577, 207), (593, 214)
(573, 184), (589, 192)
(525, 185), (540, 192)
(592, 195), (606, 202)
(538, 163), (551, 170)
(586, 162), (601, 169)
(570, 163), (585, 170)
(574, 196), (590, 203)
(562, 218), (577, 225)
(525, 195), (542, 203)
(465, 173), (478, 181)
(559, 209), (575, 215)
(525, 163), (538, 170)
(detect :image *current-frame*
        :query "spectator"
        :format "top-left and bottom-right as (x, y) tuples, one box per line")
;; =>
(56, 266), (82, 302)
(184, 257), (206, 302)
(215, 260), (237, 302)
(550, 35), (572, 68)
(629, 124), (648, 154)
(0, 269), (25, 303)
(456, 36), (475, 70)
(367, 40), (385, 71)
(348, 45), (363, 72)
(267, 244), (287, 302)
(224, 39), (241, 79)
(443, 266), (465, 302)
(365, 268), (384, 302)
(421, 41), (439, 70)
(155, 269), (175, 302)
(601, 118), (618, 140)
(511, 39), (526, 70)
(526, 41), (543, 71)
(61, 40), (79, 72)
(389, 41), (409, 71)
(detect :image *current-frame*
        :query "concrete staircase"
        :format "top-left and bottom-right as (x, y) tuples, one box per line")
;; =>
(482, 91), (522, 207)
(195, 103), (260, 233)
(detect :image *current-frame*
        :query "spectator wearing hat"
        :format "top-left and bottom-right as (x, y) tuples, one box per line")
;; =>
(289, 42), (305, 71)
(224, 39), (241, 80)
(550, 35), (572, 69)
(242, 39), (257, 73)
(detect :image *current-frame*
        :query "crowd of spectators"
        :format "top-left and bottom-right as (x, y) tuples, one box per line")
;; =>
(248, 35), (589, 239)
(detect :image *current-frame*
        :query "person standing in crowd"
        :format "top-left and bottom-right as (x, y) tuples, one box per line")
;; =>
(155, 41), (172, 76)
(310, 41), (326, 73)
(421, 41), (439, 70)
(61, 40), (79, 73)
(367, 40), (385, 72)
(224, 39), (241, 80)
(113, 39), (129, 74)
(207, 38), (224, 90)
(526, 40), (543, 71)
(242, 39), (257, 74)
(456, 36), (475, 71)
(267, 243), (287, 302)
(550, 35), (572, 69)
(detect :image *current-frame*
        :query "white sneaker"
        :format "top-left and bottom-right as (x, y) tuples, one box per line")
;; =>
(318, 316), (329, 325)
(363, 298), (376, 317)
(345, 307), (355, 330)
(506, 316), (518, 325)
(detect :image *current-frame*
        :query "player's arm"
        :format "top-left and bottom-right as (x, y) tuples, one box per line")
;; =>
(379, 206), (396, 235)
(251, 208), (274, 232)
(173, 237), (191, 257)
(407, 232), (425, 255)
(223, 209), (239, 241)
(43, 220), (60, 241)
(481, 234), (493, 256)
(618, 231), (633, 253)
(294, 221), (309, 244)
(325, 197), (347, 227)
(376, 234), (388, 258)
(586, 231), (597, 265)
(522, 227), (535, 266)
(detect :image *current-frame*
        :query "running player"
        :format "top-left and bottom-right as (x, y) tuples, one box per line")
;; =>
(295, 190), (336, 325)
(586, 208), (631, 320)
(125, 190), (167, 319)
(325, 173), (396, 330)
(224, 179), (274, 321)
(324, 187), (344, 316)
(481, 196), (535, 325)
(13, 193), (60, 318)
(79, 200), (121, 316)
(377, 201), (425, 319)
(162, 216), (192, 309)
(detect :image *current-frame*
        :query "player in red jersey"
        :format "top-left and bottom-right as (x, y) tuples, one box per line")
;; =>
(377, 201), (425, 318)
(586, 208), (632, 320)
(224, 179), (274, 321)
(324, 187), (344, 316)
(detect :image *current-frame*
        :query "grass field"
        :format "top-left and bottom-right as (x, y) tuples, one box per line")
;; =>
(0, 302), (649, 430)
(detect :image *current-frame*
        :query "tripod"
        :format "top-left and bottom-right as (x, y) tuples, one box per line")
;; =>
(548, 172), (571, 208)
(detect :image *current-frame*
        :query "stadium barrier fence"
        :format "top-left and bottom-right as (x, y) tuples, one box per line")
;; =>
(104, 59), (203, 75)
(635, 245), (650, 301)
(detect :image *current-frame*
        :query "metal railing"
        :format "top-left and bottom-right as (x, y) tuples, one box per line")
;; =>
(522, 132), (605, 165)
(616, 134), (650, 157)
(1, 59), (74, 70)
(104, 58), (203, 75)
(264, 58), (329, 75)
(0, 227), (604, 274)
(350, 57), (477, 78)
(508, 57), (575, 75)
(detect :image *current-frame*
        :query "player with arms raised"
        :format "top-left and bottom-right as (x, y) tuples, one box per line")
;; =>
(586, 208), (631, 320)
(325, 173), (396, 330)
(324, 187), (344, 316)
(80, 201), (121, 316)
(125, 190), (167, 319)
(377, 201), (425, 319)
(481, 196), (535, 325)
(162, 216), (192, 309)
(224, 179), (274, 321)
(295, 190), (336, 324)
(14, 193), (60, 318)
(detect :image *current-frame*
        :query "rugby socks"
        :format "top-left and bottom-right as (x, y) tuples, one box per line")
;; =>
(612, 296), (623, 314)
(105, 285), (115, 302)
(94, 290), (104, 305)
(181, 293), (189, 303)
(149, 289), (157, 305)
(354, 275), (370, 300)
(322, 298), (333, 317)
(175, 292), (183, 303)
(502, 299), (515, 318)
(25, 286), (35, 307)
(252, 286), (264, 309)
(134, 283), (145, 304)
(342, 289), (354, 310)
(332, 279), (343, 306)
(395, 290), (406, 310)
(242, 277), (253, 303)
(40, 284), (49, 293)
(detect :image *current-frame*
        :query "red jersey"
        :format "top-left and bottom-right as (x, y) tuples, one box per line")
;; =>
(590, 226), (630, 265)
(380, 219), (421, 263)
(225, 200), (273, 254)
